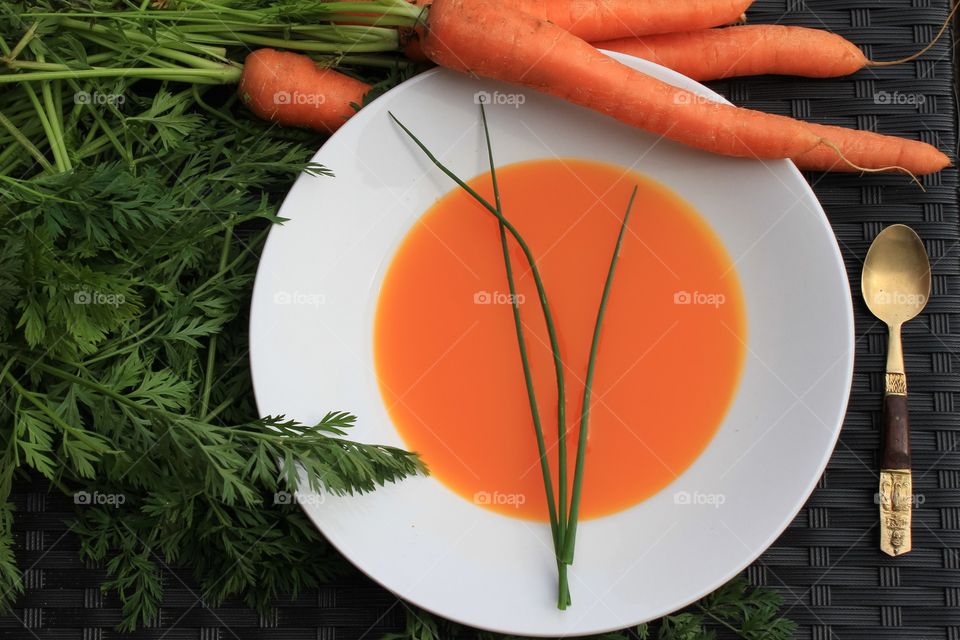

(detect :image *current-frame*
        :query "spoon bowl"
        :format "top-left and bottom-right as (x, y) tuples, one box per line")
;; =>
(862, 224), (931, 325)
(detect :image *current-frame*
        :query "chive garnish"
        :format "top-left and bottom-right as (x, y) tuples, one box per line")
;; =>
(390, 108), (635, 609)
(477, 104), (570, 608)
(391, 110), (570, 604)
(561, 185), (638, 564)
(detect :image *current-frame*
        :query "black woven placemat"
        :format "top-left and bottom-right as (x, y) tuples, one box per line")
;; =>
(5, 0), (958, 638)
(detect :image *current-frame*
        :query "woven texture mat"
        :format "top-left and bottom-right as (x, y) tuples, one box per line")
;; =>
(5, 0), (959, 638)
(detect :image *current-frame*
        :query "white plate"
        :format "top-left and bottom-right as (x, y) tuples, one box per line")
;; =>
(249, 54), (854, 636)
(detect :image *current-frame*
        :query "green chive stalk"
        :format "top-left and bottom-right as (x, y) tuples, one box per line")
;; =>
(561, 186), (637, 564)
(474, 106), (570, 605)
(477, 105), (570, 607)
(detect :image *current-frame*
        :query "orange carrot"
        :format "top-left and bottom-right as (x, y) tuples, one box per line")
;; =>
(419, 0), (819, 159)
(415, 0), (949, 174)
(594, 5), (958, 82)
(511, 0), (754, 41)
(399, 0), (751, 41)
(238, 48), (371, 133)
(794, 123), (950, 174)
(595, 26), (865, 80)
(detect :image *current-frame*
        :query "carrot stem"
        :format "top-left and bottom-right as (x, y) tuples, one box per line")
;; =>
(73, 32), (194, 71)
(57, 17), (228, 61)
(37, 54), (71, 172)
(8, 21), (38, 61)
(0, 67), (242, 84)
(320, 1), (421, 21)
(188, 31), (400, 53)
(178, 24), (397, 42)
(0, 110), (52, 172)
(22, 82), (64, 171)
(312, 54), (415, 70)
(560, 185), (637, 565)
(312, 14), (420, 27)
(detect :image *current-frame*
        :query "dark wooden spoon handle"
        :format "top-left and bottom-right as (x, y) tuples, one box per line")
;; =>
(881, 373), (910, 470)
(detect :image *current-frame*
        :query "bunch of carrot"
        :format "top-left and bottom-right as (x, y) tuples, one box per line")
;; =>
(237, 0), (951, 175)
(0, 5), (409, 133)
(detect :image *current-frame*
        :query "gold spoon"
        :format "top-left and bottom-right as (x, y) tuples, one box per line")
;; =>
(862, 224), (931, 557)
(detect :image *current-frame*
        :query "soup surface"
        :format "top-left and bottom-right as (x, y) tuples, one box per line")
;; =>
(374, 158), (746, 521)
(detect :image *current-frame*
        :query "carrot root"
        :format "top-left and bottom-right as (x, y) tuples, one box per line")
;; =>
(867, 1), (959, 67)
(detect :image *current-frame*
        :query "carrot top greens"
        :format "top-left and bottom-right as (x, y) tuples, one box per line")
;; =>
(0, 23), (426, 628)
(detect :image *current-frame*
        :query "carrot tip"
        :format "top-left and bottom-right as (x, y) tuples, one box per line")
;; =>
(818, 137), (925, 189)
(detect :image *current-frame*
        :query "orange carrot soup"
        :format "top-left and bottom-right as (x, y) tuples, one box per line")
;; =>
(374, 158), (746, 521)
